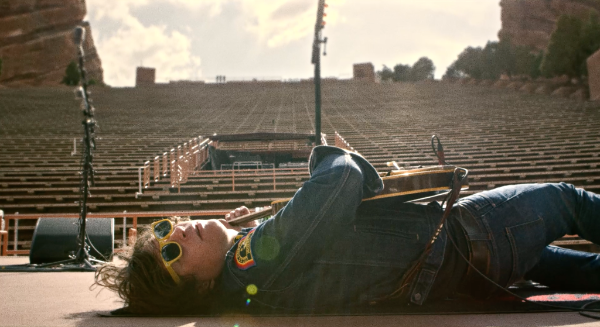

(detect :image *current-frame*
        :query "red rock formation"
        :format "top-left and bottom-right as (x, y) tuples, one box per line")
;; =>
(588, 49), (600, 100)
(499, 0), (600, 51)
(0, 0), (103, 86)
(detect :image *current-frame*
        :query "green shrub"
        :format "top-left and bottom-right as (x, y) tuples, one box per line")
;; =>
(378, 57), (436, 82)
(541, 12), (600, 79)
(541, 15), (584, 78)
(445, 38), (543, 80)
(409, 57), (435, 81)
(61, 61), (80, 86)
(377, 65), (394, 82)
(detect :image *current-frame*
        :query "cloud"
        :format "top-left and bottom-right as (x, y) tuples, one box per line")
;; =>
(325, 0), (501, 79)
(87, 0), (202, 86)
(239, 0), (345, 48)
(166, 0), (226, 16)
(85, 0), (501, 83)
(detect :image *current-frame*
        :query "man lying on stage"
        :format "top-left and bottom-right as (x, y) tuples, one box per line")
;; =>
(95, 146), (600, 314)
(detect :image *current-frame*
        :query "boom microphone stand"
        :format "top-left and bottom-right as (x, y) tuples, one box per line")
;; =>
(0, 26), (106, 272)
(312, 0), (328, 146)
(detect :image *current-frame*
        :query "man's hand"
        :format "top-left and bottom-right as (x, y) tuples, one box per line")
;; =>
(225, 206), (259, 228)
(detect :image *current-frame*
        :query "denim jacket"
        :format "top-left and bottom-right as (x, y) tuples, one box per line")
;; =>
(217, 146), (446, 313)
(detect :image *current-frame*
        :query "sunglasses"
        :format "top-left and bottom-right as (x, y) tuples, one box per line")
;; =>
(151, 219), (182, 284)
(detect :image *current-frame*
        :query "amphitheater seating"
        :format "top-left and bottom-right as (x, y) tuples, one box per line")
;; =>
(1, 81), (600, 253)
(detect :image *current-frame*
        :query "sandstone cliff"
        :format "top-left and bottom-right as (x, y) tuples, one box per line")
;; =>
(0, 0), (103, 86)
(499, 0), (600, 51)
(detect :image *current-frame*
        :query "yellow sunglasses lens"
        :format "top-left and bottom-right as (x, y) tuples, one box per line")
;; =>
(153, 220), (173, 240)
(161, 243), (181, 263)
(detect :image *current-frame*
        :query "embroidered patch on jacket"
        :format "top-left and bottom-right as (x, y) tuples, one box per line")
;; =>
(235, 229), (256, 270)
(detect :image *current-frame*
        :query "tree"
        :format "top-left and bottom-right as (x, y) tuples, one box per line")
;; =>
(0, 58), (2, 78)
(448, 38), (543, 80)
(541, 15), (584, 78)
(379, 57), (436, 82)
(443, 63), (463, 80)
(377, 65), (394, 82)
(410, 57), (435, 81)
(393, 64), (411, 82)
(528, 51), (544, 79)
(61, 61), (80, 86)
(494, 39), (514, 77)
(452, 46), (485, 79)
(480, 41), (503, 79)
(506, 37), (542, 79)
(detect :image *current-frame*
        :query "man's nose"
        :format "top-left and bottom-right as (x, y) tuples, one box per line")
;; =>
(169, 224), (187, 241)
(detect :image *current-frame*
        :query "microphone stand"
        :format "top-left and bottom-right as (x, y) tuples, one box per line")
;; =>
(312, 0), (328, 146)
(0, 26), (106, 272)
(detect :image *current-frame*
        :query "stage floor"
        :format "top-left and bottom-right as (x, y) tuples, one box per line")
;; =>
(0, 256), (597, 327)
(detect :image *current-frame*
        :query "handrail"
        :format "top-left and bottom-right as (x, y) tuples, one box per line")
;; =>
(135, 161), (151, 198)
(153, 156), (160, 182)
(126, 137), (213, 194)
(1, 210), (230, 256)
(0, 166), (153, 173)
(193, 167), (308, 176)
(181, 167), (308, 191)
(0, 209), (6, 256)
(70, 138), (79, 156)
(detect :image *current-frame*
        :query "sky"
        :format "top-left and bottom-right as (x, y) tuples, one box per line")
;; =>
(86, 0), (502, 87)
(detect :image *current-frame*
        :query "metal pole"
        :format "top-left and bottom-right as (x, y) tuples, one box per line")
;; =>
(13, 219), (18, 256)
(135, 167), (142, 198)
(314, 56), (322, 146)
(71, 138), (77, 156)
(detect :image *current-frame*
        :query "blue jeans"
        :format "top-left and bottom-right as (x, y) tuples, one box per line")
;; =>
(456, 183), (600, 291)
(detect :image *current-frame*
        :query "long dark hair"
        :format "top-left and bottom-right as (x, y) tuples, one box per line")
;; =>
(93, 218), (216, 314)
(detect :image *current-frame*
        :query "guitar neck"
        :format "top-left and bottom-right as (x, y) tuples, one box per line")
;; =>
(228, 206), (272, 226)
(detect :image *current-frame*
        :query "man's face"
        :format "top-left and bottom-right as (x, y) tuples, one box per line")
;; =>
(163, 219), (239, 282)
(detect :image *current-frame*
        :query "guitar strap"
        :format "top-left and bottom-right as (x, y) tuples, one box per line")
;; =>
(385, 167), (467, 301)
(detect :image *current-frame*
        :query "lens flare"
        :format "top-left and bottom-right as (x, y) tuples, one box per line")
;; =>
(246, 298), (251, 306)
(255, 236), (280, 261)
(246, 284), (258, 295)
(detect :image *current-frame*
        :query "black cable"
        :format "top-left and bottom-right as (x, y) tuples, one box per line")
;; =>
(443, 218), (600, 318)
(580, 300), (600, 319)
(85, 230), (109, 262)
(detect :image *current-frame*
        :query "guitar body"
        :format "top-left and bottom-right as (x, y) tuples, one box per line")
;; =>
(364, 165), (469, 203)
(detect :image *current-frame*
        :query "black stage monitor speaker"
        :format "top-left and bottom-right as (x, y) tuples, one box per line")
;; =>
(29, 218), (114, 264)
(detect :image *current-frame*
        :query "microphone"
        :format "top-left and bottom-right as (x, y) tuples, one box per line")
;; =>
(73, 26), (86, 46)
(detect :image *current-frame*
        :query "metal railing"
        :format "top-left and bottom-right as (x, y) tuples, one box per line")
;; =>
(134, 137), (212, 195)
(192, 167), (308, 191)
(0, 210), (230, 256)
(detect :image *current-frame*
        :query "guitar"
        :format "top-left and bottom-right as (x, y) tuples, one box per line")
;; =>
(228, 165), (469, 226)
